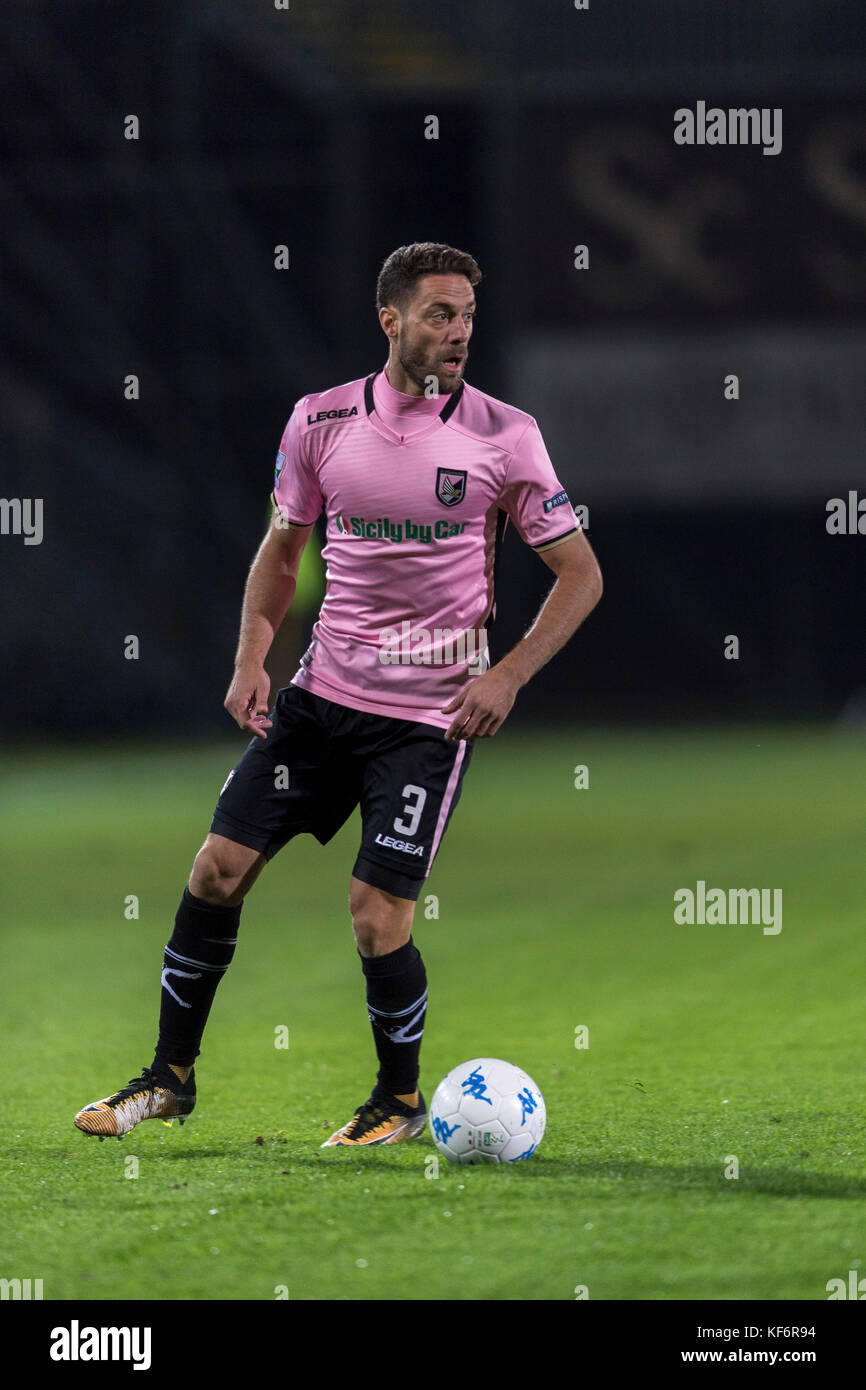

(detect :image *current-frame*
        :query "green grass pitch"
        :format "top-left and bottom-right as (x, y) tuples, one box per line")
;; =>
(1, 725), (863, 1301)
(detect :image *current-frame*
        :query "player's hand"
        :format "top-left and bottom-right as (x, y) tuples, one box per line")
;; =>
(441, 666), (520, 741)
(224, 665), (273, 740)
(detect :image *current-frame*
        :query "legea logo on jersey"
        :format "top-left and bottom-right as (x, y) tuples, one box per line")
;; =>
(373, 834), (425, 857)
(334, 514), (468, 543)
(378, 621), (489, 676)
(306, 406), (359, 424)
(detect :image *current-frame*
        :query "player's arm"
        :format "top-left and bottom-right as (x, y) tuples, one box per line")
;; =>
(442, 531), (602, 741)
(223, 514), (313, 739)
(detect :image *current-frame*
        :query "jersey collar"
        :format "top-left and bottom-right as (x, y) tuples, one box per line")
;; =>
(364, 370), (464, 444)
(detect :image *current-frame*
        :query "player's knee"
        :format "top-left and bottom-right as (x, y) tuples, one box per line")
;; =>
(352, 914), (385, 957)
(350, 884), (413, 957)
(189, 842), (252, 907)
(354, 921), (411, 957)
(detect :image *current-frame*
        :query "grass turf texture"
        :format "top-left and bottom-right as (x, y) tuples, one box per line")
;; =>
(1, 725), (863, 1301)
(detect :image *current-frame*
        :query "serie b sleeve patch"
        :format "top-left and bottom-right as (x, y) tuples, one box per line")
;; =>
(543, 489), (570, 513)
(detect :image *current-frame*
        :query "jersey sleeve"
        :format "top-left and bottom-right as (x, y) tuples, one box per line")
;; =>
(499, 419), (581, 552)
(272, 400), (324, 526)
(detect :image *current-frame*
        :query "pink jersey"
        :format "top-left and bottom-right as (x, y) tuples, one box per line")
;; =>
(272, 368), (580, 728)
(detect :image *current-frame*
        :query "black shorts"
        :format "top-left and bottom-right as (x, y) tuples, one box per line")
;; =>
(210, 685), (473, 901)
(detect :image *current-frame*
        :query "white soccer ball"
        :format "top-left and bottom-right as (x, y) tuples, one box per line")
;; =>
(429, 1057), (546, 1164)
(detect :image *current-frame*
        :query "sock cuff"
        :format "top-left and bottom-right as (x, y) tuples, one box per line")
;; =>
(180, 886), (242, 939)
(169, 890), (241, 973)
(183, 885), (241, 917)
(359, 936), (421, 979)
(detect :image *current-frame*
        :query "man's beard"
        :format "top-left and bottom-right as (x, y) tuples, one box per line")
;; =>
(397, 334), (465, 395)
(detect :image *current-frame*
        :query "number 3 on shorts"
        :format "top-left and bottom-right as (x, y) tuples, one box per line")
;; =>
(393, 784), (427, 837)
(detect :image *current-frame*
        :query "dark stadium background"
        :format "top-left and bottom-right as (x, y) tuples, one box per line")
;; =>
(3, 0), (866, 736)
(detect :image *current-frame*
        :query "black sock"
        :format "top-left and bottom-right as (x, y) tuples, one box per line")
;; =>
(360, 937), (427, 1100)
(152, 887), (241, 1072)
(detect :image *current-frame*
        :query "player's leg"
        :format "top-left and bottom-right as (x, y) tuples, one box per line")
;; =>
(152, 833), (267, 1086)
(322, 719), (473, 1147)
(321, 874), (427, 1147)
(349, 875), (415, 956)
(350, 874), (422, 1106)
(321, 877), (426, 1147)
(73, 687), (323, 1140)
(73, 834), (267, 1139)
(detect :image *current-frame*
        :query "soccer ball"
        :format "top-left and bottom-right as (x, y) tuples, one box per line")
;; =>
(429, 1057), (546, 1164)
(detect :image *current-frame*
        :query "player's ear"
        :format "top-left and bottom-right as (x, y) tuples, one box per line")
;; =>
(378, 304), (399, 339)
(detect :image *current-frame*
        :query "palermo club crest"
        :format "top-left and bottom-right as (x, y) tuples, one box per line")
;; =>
(435, 467), (467, 507)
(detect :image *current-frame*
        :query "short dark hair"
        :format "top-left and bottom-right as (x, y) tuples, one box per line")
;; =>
(376, 242), (482, 314)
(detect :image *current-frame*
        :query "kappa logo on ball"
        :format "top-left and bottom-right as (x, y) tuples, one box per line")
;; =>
(429, 1057), (546, 1164)
(435, 468), (467, 507)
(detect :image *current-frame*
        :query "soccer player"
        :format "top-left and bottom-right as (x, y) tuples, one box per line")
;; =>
(74, 243), (603, 1146)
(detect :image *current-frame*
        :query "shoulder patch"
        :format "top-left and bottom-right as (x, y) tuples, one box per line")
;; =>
(543, 489), (570, 513)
